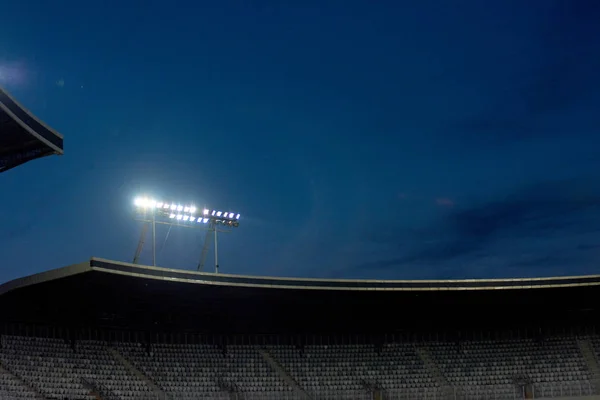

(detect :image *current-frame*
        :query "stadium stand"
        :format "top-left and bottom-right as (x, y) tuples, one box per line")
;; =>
(1, 258), (600, 399)
(0, 86), (63, 173)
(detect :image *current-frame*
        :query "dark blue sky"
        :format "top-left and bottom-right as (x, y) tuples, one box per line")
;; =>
(1, 0), (599, 282)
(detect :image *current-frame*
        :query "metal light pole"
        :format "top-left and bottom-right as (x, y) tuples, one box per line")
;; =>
(132, 196), (240, 271)
(151, 209), (156, 267)
(214, 225), (219, 274)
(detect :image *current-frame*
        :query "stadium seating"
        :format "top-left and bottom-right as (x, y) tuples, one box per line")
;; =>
(427, 336), (591, 386)
(0, 367), (41, 400)
(266, 343), (437, 392)
(76, 340), (155, 399)
(0, 336), (94, 399)
(117, 342), (292, 398)
(0, 334), (598, 399)
(0, 336), (154, 399)
(591, 335), (600, 360)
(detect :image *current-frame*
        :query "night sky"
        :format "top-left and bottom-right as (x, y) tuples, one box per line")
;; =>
(1, 1), (599, 283)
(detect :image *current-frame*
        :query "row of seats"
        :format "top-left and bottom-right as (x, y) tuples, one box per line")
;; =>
(266, 343), (436, 392)
(590, 335), (600, 361)
(117, 342), (290, 396)
(427, 336), (591, 387)
(0, 335), (598, 399)
(0, 369), (41, 399)
(0, 336), (153, 399)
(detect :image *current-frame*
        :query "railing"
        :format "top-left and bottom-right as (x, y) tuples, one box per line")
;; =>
(128, 380), (600, 400)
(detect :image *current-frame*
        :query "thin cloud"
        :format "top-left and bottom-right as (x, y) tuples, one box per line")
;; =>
(349, 178), (600, 277)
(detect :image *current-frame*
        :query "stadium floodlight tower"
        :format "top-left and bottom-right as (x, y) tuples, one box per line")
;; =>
(132, 196), (240, 273)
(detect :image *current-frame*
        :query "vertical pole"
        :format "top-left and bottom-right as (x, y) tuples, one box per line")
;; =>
(214, 225), (219, 273)
(133, 222), (149, 264)
(197, 224), (213, 272)
(152, 209), (156, 267)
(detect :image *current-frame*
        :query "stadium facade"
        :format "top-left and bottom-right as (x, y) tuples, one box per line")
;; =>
(1, 258), (600, 399)
(0, 86), (64, 172)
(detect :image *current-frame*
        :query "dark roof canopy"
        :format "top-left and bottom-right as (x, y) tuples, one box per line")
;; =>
(0, 87), (63, 172)
(1, 258), (599, 334)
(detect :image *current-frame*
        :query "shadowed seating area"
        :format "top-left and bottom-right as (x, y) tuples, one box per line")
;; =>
(0, 334), (598, 399)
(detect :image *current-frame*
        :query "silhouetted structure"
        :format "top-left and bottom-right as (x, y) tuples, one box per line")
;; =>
(1, 258), (599, 399)
(0, 87), (63, 173)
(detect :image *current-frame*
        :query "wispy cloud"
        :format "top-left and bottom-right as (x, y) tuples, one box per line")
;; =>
(348, 178), (600, 277)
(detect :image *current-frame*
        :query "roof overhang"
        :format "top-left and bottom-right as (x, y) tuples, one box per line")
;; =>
(0, 87), (64, 172)
(90, 258), (600, 291)
(4, 257), (600, 295)
(2, 258), (599, 333)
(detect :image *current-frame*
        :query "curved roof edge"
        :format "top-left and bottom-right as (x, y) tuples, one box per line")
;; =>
(0, 86), (64, 155)
(0, 261), (90, 296)
(89, 258), (600, 290)
(3, 258), (600, 295)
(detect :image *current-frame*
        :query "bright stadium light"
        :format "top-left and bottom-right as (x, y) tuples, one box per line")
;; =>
(134, 196), (241, 228)
(132, 195), (241, 273)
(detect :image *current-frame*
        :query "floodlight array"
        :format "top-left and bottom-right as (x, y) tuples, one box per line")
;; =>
(134, 197), (240, 227)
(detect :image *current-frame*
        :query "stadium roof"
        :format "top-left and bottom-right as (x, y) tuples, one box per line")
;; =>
(2, 258), (600, 334)
(0, 87), (64, 172)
